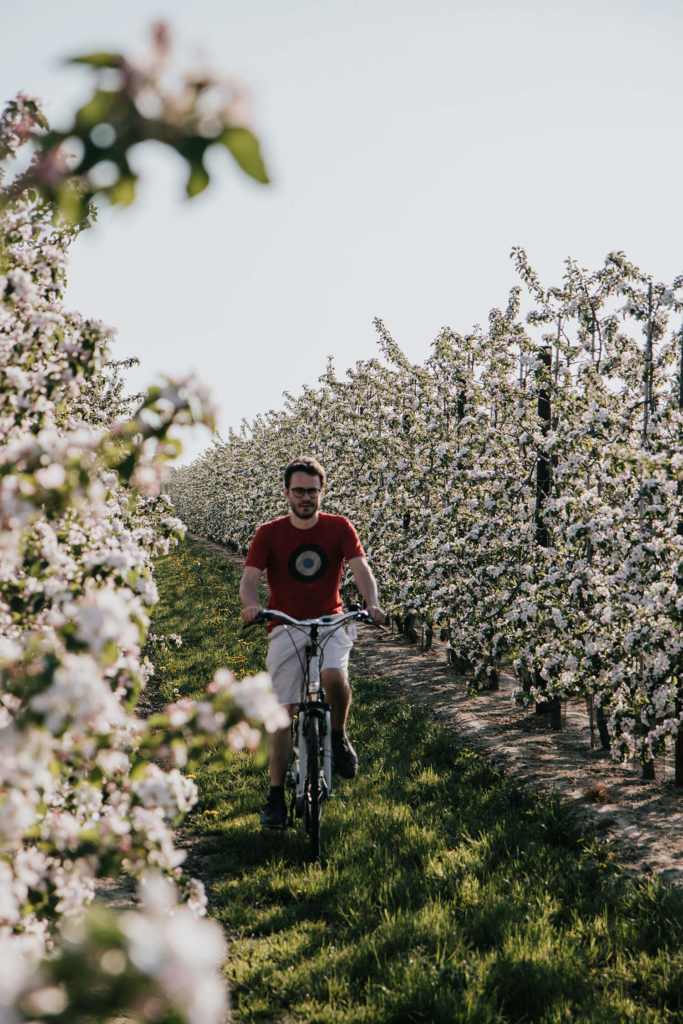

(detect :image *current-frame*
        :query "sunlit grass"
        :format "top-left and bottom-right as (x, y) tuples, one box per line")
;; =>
(149, 539), (268, 701)
(151, 538), (683, 1024)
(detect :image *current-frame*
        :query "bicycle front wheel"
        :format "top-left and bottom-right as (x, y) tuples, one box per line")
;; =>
(305, 714), (323, 862)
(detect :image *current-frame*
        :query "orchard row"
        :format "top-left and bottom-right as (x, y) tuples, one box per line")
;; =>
(0, 32), (279, 1024)
(167, 249), (683, 777)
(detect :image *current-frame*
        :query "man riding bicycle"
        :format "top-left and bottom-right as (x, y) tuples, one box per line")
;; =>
(240, 456), (386, 828)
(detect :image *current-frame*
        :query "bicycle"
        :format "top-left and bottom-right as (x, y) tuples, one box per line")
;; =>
(246, 607), (378, 862)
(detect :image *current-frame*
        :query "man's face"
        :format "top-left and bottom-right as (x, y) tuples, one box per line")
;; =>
(286, 470), (323, 520)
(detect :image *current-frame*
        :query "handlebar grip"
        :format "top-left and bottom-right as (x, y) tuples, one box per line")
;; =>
(353, 608), (383, 628)
(241, 611), (267, 631)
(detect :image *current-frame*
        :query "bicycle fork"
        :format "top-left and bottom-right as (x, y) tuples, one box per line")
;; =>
(292, 645), (333, 814)
(295, 705), (333, 795)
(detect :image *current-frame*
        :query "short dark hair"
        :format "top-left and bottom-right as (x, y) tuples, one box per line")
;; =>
(284, 457), (326, 489)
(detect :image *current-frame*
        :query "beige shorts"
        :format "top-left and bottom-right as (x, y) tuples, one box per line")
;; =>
(266, 622), (356, 706)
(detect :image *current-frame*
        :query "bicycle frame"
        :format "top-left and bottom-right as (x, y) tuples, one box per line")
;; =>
(292, 618), (333, 819)
(248, 608), (374, 860)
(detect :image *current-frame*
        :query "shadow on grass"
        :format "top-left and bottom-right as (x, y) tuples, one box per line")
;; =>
(187, 673), (683, 1023)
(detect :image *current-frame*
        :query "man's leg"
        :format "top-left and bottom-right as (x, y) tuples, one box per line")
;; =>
(262, 621), (302, 828)
(321, 667), (357, 778)
(269, 706), (295, 785)
(321, 668), (351, 731)
(260, 705), (295, 828)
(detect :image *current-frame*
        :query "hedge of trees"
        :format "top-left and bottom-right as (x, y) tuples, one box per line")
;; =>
(0, 29), (284, 1023)
(167, 249), (683, 783)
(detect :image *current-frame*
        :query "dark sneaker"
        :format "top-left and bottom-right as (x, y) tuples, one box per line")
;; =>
(259, 791), (287, 828)
(332, 732), (358, 779)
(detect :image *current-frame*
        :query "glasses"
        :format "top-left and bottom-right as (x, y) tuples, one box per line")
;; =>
(289, 487), (321, 498)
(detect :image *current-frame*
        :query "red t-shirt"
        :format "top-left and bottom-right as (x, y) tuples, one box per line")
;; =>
(244, 513), (365, 621)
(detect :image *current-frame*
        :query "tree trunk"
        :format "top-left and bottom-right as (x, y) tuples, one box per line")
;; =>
(596, 704), (611, 751)
(404, 612), (419, 644)
(449, 650), (473, 674)
(486, 666), (500, 692)
(534, 667), (549, 715)
(547, 698), (562, 731)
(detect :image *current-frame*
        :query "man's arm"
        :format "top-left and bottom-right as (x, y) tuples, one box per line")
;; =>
(239, 565), (263, 623)
(348, 556), (386, 624)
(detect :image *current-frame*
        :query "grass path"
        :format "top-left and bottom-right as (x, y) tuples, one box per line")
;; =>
(150, 538), (683, 1024)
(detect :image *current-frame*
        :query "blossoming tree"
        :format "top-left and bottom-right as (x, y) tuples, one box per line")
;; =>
(0, 27), (287, 1024)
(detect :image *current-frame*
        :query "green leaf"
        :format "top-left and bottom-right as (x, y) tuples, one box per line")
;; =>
(56, 184), (85, 226)
(109, 175), (136, 206)
(24, 102), (50, 131)
(186, 162), (210, 198)
(161, 437), (183, 459)
(75, 90), (118, 129)
(129, 759), (149, 781)
(218, 127), (270, 184)
(67, 52), (124, 69)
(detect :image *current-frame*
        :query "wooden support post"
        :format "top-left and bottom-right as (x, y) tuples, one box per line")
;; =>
(535, 346), (552, 549)
(534, 347), (562, 729)
(676, 319), (683, 786)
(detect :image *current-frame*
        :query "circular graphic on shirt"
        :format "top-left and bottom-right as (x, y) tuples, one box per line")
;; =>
(288, 544), (329, 583)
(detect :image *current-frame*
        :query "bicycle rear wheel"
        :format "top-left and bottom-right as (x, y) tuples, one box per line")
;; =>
(305, 714), (323, 861)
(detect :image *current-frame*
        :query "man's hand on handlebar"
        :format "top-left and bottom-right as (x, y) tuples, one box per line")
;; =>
(241, 605), (262, 624)
(366, 605), (387, 626)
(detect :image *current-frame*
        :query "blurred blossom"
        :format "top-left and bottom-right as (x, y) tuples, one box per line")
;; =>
(70, 587), (145, 656)
(121, 873), (228, 1024)
(133, 764), (198, 818)
(30, 654), (126, 734)
(221, 671), (289, 733)
(226, 719), (261, 752)
(0, 790), (38, 845)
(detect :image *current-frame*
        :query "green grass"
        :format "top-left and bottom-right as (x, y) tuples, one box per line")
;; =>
(150, 537), (683, 1024)
(147, 538), (268, 695)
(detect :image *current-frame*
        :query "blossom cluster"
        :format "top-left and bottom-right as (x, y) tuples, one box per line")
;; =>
(167, 250), (683, 771)
(1, 23), (268, 221)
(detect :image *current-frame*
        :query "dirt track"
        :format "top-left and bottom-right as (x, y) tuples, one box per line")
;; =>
(351, 628), (683, 889)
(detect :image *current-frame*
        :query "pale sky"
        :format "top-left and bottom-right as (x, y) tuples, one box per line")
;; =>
(2, 0), (682, 462)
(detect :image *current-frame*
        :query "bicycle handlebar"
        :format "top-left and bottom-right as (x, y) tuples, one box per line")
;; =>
(243, 608), (381, 631)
